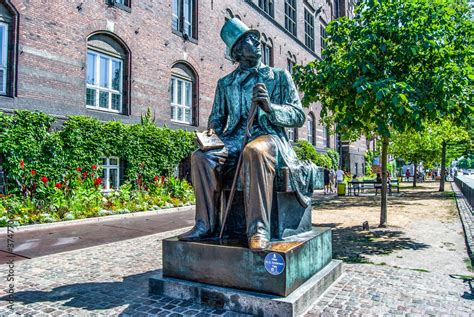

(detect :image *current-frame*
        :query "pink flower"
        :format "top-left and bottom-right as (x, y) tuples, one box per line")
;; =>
(82, 172), (88, 178)
(19, 160), (25, 169)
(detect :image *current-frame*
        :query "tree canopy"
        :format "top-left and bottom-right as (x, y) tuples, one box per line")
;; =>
(294, 0), (473, 226)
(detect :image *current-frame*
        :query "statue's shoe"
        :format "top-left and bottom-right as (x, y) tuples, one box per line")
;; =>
(178, 225), (212, 241)
(248, 234), (270, 251)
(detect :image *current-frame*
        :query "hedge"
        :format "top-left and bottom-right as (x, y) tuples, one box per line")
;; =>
(0, 110), (197, 194)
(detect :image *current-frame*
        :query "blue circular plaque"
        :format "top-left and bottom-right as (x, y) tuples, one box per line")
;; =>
(264, 252), (285, 275)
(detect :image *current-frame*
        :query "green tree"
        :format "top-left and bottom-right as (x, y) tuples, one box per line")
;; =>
(390, 129), (440, 187)
(432, 120), (470, 191)
(294, 0), (472, 226)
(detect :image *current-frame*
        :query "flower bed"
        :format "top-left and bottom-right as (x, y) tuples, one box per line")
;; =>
(0, 164), (194, 227)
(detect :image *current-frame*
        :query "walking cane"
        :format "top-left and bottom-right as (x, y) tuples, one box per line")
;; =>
(219, 77), (262, 239)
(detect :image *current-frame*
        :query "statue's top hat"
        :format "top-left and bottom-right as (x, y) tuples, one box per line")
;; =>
(220, 18), (260, 57)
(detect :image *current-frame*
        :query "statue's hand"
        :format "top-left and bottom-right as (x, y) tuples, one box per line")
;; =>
(252, 84), (271, 113)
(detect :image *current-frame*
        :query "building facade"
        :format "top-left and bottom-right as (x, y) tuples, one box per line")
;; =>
(0, 0), (365, 181)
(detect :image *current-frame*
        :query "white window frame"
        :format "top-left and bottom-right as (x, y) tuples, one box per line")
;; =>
(173, 0), (194, 38)
(287, 128), (295, 142)
(0, 23), (8, 95)
(101, 157), (120, 191)
(304, 9), (315, 51)
(86, 49), (123, 113)
(285, 0), (297, 36)
(307, 116), (314, 145)
(262, 41), (272, 66)
(171, 75), (193, 125)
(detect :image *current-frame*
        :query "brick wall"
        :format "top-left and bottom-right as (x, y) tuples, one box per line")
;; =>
(0, 0), (346, 153)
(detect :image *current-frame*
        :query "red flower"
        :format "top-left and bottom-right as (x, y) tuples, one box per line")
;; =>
(94, 177), (102, 187)
(92, 165), (97, 170)
(41, 176), (48, 184)
(55, 183), (62, 189)
(154, 176), (159, 182)
(82, 172), (88, 178)
(30, 170), (37, 176)
(19, 160), (25, 169)
(76, 167), (82, 172)
(161, 176), (166, 183)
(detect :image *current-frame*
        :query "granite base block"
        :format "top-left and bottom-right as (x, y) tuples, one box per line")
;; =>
(162, 227), (332, 296)
(149, 260), (342, 317)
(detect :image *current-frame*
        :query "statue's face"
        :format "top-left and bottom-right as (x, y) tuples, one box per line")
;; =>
(234, 33), (262, 62)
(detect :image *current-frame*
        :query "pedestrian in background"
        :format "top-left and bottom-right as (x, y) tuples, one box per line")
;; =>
(323, 166), (330, 194)
(329, 168), (336, 193)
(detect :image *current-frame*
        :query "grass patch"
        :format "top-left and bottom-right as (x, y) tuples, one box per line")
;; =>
(464, 257), (473, 272)
(410, 268), (430, 273)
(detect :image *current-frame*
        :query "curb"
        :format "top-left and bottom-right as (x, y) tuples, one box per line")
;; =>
(0, 205), (196, 234)
(451, 182), (474, 266)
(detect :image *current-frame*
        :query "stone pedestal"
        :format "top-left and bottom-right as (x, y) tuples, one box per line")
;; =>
(149, 226), (342, 315)
(162, 227), (332, 296)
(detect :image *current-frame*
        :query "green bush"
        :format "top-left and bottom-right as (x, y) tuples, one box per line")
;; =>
(0, 110), (196, 193)
(0, 109), (197, 226)
(294, 140), (333, 168)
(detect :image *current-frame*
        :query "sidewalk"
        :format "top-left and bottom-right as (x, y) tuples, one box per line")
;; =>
(0, 207), (195, 264)
(0, 182), (472, 316)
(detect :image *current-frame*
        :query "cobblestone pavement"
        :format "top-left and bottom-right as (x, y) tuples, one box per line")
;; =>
(1, 183), (473, 316)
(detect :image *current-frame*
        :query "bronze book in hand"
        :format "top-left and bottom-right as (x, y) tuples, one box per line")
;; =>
(195, 132), (225, 151)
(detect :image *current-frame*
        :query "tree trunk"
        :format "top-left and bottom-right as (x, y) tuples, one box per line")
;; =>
(413, 161), (417, 188)
(439, 141), (446, 192)
(379, 137), (389, 227)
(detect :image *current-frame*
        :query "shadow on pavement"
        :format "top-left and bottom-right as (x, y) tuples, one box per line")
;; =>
(0, 271), (209, 315)
(315, 223), (429, 264)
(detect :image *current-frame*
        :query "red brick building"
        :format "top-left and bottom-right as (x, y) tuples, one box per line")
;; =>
(0, 0), (366, 179)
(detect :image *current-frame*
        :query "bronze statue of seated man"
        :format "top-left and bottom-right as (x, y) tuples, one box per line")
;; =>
(178, 18), (320, 251)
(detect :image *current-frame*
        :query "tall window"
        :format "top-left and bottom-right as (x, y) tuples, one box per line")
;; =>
(287, 128), (295, 142)
(0, 2), (18, 97)
(86, 51), (123, 112)
(320, 24), (327, 58)
(304, 9), (315, 51)
(307, 114), (315, 145)
(172, 0), (197, 39)
(324, 126), (331, 147)
(287, 52), (297, 74)
(171, 63), (197, 125)
(0, 23), (8, 95)
(261, 35), (273, 66)
(285, 0), (297, 36)
(258, 0), (274, 17)
(101, 157), (120, 190)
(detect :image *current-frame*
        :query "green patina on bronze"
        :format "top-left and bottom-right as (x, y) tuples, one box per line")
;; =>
(178, 17), (323, 251)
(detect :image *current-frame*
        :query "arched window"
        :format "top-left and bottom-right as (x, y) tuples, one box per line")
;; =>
(86, 33), (130, 114)
(287, 51), (297, 74)
(170, 62), (198, 126)
(307, 113), (315, 145)
(0, 1), (18, 97)
(261, 34), (273, 67)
